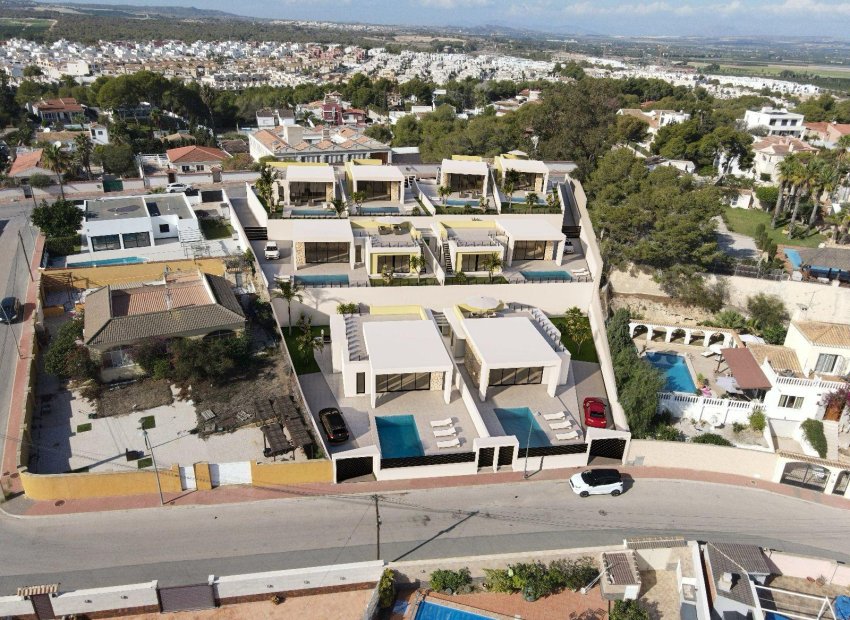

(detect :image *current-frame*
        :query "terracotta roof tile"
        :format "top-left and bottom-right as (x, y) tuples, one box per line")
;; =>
(167, 145), (229, 164)
(8, 149), (45, 176)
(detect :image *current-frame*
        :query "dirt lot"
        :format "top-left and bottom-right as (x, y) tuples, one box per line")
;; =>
(99, 379), (173, 417)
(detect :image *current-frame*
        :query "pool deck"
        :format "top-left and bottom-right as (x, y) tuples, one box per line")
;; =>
(258, 239), (370, 286)
(635, 339), (725, 396)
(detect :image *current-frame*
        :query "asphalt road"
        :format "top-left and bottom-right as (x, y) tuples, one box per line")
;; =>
(0, 202), (37, 471)
(1, 478), (849, 593)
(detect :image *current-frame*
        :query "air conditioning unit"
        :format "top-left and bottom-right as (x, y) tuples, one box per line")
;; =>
(718, 572), (735, 593)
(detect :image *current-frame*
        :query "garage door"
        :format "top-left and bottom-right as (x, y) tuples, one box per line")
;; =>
(159, 584), (216, 612)
(208, 462), (252, 487)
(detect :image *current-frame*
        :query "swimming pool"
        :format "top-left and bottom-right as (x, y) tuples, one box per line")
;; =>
(294, 274), (350, 286)
(361, 206), (399, 215)
(522, 270), (572, 282)
(509, 196), (546, 205)
(291, 207), (334, 216)
(415, 601), (491, 620)
(67, 256), (146, 268)
(445, 198), (479, 207)
(376, 415), (425, 459)
(493, 407), (550, 449)
(645, 351), (697, 393)
(784, 248), (802, 270)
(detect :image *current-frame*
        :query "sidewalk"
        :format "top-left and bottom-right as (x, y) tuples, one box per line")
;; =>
(1, 233), (44, 497)
(5, 464), (849, 517)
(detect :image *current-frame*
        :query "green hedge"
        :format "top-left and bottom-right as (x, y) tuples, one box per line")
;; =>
(691, 433), (733, 446)
(45, 235), (79, 256)
(801, 419), (827, 458)
(429, 568), (472, 594)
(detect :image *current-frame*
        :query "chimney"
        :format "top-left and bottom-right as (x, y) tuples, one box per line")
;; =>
(322, 127), (331, 141)
(718, 572), (735, 593)
(283, 124), (304, 145)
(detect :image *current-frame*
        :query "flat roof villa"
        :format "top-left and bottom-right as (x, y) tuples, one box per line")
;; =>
(290, 219), (355, 274)
(493, 154), (550, 194)
(439, 157), (490, 198)
(270, 163), (337, 212)
(345, 161), (406, 208)
(353, 220), (426, 279)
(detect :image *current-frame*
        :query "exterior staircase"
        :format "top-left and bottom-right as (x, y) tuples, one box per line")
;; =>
(823, 419), (840, 461)
(442, 241), (453, 276)
(244, 226), (268, 241)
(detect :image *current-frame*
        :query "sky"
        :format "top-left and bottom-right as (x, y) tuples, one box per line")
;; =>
(53, 0), (850, 37)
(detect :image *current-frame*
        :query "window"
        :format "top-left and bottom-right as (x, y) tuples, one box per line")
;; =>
(356, 372), (365, 394)
(159, 224), (170, 233)
(376, 254), (410, 273)
(181, 165), (191, 172)
(103, 346), (133, 368)
(305, 242), (349, 264)
(513, 240), (547, 261)
(91, 234), (121, 252)
(488, 367), (544, 386)
(815, 354), (839, 374)
(196, 164), (204, 172)
(779, 395), (804, 409)
(122, 231), (150, 249)
(460, 253), (492, 272)
(376, 372), (431, 393)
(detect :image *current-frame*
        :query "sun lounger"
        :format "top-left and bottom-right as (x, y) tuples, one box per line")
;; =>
(430, 418), (453, 428)
(572, 269), (590, 276)
(549, 421), (573, 430)
(543, 412), (565, 421)
(437, 438), (461, 449)
(556, 431), (579, 441)
(433, 427), (457, 438)
(701, 350), (716, 357)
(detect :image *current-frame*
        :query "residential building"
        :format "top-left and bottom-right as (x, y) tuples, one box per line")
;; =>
(290, 219), (355, 272)
(616, 108), (691, 135)
(7, 148), (55, 181)
(81, 193), (201, 254)
(88, 123), (110, 146)
(28, 97), (84, 123)
(722, 135), (818, 182)
(270, 162), (337, 208)
(795, 246), (850, 284)
(345, 161), (405, 207)
(493, 153), (550, 194)
(83, 270), (246, 381)
(743, 107), (805, 138)
(439, 157), (490, 198)
(703, 542), (771, 618)
(248, 124), (392, 164)
(166, 145), (230, 173)
(804, 121), (850, 148)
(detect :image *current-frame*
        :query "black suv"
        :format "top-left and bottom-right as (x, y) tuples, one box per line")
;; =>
(319, 407), (350, 444)
(0, 297), (21, 323)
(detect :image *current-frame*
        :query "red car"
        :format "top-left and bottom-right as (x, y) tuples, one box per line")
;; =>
(583, 397), (608, 429)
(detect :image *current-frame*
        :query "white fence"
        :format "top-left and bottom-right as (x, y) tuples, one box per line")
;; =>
(244, 182), (269, 227)
(413, 178), (438, 215)
(209, 461), (253, 486)
(658, 392), (757, 426)
(52, 582), (159, 617)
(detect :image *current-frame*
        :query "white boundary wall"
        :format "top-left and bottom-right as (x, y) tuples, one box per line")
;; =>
(0, 595), (34, 617)
(244, 182), (269, 227)
(51, 582), (159, 616)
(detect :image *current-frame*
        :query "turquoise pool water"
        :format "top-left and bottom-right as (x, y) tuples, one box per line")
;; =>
(509, 196), (546, 205)
(522, 270), (571, 282)
(68, 256), (145, 268)
(294, 274), (349, 286)
(291, 207), (334, 216)
(645, 351), (697, 393)
(445, 198), (479, 207)
(376, 415), (425, 459)
(493, 407), (550, 449)
(415, 601), (491, 620)
(784, 248), (802, 269)
(361, 206), (399, 215)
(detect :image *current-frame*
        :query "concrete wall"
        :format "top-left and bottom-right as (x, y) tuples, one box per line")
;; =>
(0, 595), (34, 617)
(627, 440), (778, 479)
(765, 551), (850, 587)
(375, 460), (478, 481)
(41, 257), (226, 290)
(20, 465), (183, 500)
(250, 460), (333, 486)
(51, 581), (159, 617)
(244, 183), (269, 227)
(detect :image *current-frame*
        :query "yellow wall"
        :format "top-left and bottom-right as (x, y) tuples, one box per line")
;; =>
(250, 460), (333, 486)
(369, 305), (428, 320)
(370, 251), (418, 275)
(451, 155), (483, 162)
(442, 220), (496, 230)
(194, 462), (213, 490)
(20, 465), (182, 501)
(268, 161), (331, 169)
(41, 258), (226, 291)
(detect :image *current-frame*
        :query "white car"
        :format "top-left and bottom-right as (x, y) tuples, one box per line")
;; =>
(569, 469), (624, 497)
(264, 241), (280, 260)
(166, 183), (192, 193)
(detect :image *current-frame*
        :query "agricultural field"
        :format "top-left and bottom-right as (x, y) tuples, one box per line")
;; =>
(0, 17), (54, 39)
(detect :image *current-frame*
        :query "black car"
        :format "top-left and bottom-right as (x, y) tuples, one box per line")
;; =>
(319, 407), (350, 444)
(0, 297), (21, 323)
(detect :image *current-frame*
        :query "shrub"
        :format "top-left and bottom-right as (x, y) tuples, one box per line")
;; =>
(45, 317), (97, 382)
(483, 559), (598, 599)
(732, 422), (747, 434)
(654, 424), (681, 441)
(691, 433), (733, 446)
(749, 409), (766, 432)
(378, 568), (395, 609)
(429, 568), (472, 594)
(28, 173), (53, 188)
(611, 599), (651, 620)
(483, 568), (514, 593)
(44, 235), (78, 256)
(801, 419), (827, 458)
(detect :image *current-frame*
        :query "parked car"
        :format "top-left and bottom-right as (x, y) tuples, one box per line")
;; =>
(319, 407), (349, 444)
(0, 297), (21, 323)
(569, 469), (623, 497)
(583, 397), (608, 429)
(264, 241), (280, 260)
(165, 182), (192, 193)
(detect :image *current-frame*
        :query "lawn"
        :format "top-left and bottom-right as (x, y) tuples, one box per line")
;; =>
(282, 325), (328, 375)
(722, 207), (825, 249)
(445, 275), (509, 285)
(199, 218), (233, 240)
(551, 316), (600, 363)
(370, 277), (439, 287)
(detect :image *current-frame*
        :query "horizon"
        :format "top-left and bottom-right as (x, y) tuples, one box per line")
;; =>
(40, 0), (850, 39)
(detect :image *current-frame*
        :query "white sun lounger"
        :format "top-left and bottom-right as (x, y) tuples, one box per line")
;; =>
(701, 350), (717, 357)
(430, 418), (453, 428)
(549, 421), (573, 430)
(433, 427), (457, 438)
(556, 431), (579, 441)
(437, 438), (461, 449)
(543, 412), (566, 421)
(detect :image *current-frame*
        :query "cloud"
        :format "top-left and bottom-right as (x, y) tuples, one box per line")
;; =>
(562, 1), (748, 16)
(765, 0), (850, 14)
(417, 0), (493, 7)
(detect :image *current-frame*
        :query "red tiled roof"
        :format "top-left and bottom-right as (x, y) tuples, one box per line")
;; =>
(8, 149), (44, 176)
(34, 98), (83, 113)
(166, 145), (229, 164)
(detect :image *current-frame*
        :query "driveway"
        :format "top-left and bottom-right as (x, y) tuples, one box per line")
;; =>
(715, 215), (759, 260)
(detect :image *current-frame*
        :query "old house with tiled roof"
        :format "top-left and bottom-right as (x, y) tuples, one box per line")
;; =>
(248, 123), (391, 164)
(166, 145), (230, 173)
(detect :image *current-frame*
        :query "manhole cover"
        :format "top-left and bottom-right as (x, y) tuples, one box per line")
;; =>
(598, 509), (607, 516)
(54, 500), (65, 507)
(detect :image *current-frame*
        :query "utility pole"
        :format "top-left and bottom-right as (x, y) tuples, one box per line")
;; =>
(142, 428), (165, 506)
(0, 303), (23, 358)
(372, 494), (382, 560)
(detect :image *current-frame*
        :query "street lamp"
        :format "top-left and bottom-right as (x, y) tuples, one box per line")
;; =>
(523, 410), (538, 480)
(140, 427), (165, 506)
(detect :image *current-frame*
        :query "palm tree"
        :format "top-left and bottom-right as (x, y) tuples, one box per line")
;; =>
(73, 133), (93, 180)
(437, 185), (451, 206)
(525, 191), (539, 213)
(255, 163), (275, 211)
(331, 197), (346, 218)
(381, 264), (395, 286)
(149, 109), (162, 130)
(788, 157), (816, 229)
(42, 144), (70, 199)
(296, 313), (324, 358)
(809, 159), (839, 229)
(200, 84), (217, 140)
(477, 196), (488, 211)
(409, 254), (424, 285)
(481, 253), (503, 283)
(773, 154), (799, 228)
(272, 280), (304, 335)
